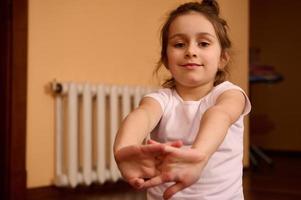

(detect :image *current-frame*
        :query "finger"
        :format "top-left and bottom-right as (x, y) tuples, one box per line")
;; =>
(163, 145), (180, 154)
(144, 171), (176, 188)
(147, 139), (183, 148)
(142, 175), (164, 188)
(168, 140), (183, 148)
(163, 182), (186, 200)
(164, 146), (205, 161)
(129, 178), (144, 189)
(147, 139), (159, 145)
(140, 144), (165, 154)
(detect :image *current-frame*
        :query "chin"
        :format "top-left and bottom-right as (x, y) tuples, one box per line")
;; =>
(180, 81), (203, 88)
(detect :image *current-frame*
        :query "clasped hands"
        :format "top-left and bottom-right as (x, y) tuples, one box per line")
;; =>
(114, 139), (208, 199)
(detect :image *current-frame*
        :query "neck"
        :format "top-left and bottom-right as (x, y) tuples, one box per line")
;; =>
(175, 82), (214, 101)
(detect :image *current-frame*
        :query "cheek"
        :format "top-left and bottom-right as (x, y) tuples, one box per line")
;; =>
(205, 51), (222, 65)
(166, 51), (177, 66)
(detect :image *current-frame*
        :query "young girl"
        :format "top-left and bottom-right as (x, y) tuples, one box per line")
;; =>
(114, 1), (251, 199)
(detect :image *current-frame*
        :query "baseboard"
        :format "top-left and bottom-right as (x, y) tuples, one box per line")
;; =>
(26, 180), (135, 200)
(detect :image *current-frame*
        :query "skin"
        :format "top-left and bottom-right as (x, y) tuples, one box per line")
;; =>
(114, 97), (183, 189)
(166, 12), (228, 100)
(114, 12), (247, 199)
(114, 142), (182, 189)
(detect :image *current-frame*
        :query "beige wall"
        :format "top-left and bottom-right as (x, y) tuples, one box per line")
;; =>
(27, 0), (249, 188)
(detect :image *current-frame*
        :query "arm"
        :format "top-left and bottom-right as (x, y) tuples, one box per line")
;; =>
(113, 97), (164, 187)
(114, 97), (163, 153)
(191, 89), (246, 158)
(143, 90), (247, 199)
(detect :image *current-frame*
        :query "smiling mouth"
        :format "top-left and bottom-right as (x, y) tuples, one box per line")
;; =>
(180, 63), (203, 69)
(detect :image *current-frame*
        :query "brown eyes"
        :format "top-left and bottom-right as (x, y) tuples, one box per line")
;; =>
(199, 42), (210, 47)
(172, 42), (210, 48)
(174, 43), (185, 48)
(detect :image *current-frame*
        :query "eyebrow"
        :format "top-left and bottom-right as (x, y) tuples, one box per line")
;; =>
(169, 32), (216, 40)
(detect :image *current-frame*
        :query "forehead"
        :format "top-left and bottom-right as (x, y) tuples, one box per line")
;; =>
(168, 12), (216, 38)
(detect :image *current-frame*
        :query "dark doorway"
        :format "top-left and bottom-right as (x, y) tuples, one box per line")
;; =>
(0, 0), (28, 199)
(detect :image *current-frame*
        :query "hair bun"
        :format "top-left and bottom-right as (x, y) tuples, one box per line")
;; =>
(201, 0), (220, 15)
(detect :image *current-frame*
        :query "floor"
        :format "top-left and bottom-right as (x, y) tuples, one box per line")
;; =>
(27, 152), (301, 200)
(243, 152), (301, 200)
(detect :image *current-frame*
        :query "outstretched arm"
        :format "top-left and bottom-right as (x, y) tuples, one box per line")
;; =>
(191, 89), (246, 156)
(114, 97), (164, 187)
(114, 97), (163, 152)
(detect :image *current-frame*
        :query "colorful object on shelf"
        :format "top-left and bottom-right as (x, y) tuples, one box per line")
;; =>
(249, 65), (283, 83)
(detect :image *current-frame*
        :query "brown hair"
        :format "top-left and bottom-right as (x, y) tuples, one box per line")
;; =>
(155, 0), (232, 88)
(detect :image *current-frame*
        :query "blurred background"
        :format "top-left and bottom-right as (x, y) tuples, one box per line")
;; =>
(1, 0), (300, 200)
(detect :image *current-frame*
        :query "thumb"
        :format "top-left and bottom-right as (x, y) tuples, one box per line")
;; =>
(128, 177), (144, 189)
(142, 175), (164, 188)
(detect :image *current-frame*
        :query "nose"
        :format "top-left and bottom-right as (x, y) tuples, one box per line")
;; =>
(185, 43), (197, 58)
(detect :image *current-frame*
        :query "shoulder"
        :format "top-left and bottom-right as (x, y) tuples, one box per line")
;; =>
(211, 81), (246, 99)
(144, 88), (173, 101)
(213, 81), (242, 92)
(210, 81), (251, 116)
(143, 88), (174, 112)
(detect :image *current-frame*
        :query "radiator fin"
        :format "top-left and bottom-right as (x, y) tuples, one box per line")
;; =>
(53, 82), (153, 187)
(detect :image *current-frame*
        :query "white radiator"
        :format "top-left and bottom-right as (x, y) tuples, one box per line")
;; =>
(52, 81), (153, 187)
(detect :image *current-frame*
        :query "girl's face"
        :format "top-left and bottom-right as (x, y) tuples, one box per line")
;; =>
(166, 12), (227, 89)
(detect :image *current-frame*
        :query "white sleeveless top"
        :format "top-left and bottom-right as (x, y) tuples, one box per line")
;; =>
(144, 81), (251, 200)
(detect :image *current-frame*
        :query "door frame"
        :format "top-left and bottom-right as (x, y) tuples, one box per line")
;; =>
(0, 0), (28, 199)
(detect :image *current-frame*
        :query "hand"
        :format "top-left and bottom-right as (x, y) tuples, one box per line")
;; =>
(114, 144), (164, 189)
(114, 141), (183, 189)
(143, 146), (208, 199)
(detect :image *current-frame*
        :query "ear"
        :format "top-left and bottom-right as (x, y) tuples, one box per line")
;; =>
(218, 51), (230, 70)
